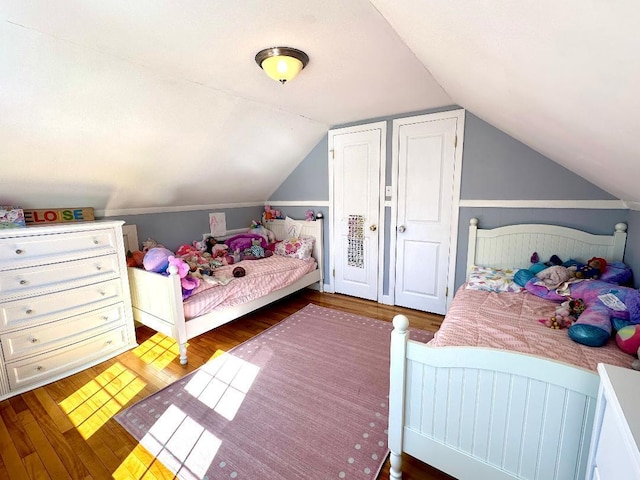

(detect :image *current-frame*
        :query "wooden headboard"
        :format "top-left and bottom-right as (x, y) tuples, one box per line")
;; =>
(466, 218), (628, 278)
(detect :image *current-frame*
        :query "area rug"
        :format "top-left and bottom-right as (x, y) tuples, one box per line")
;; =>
(115, 304), (433, 479)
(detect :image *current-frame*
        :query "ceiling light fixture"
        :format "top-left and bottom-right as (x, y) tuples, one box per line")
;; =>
(255, 47), (309, 84)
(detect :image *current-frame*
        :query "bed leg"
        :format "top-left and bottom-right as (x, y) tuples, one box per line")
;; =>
(390, 451), (402, 479)
(179, 343), (188, 365)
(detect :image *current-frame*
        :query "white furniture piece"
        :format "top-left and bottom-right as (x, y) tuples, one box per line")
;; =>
(127, 218), (324, 365)
(587, 364), (640, 480)
(389, 219), (629, 480)
(0, 220), (136, 400)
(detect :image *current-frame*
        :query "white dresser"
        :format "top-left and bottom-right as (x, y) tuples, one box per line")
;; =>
(0, 220), (137, 400)
(587, 363), (640, 480)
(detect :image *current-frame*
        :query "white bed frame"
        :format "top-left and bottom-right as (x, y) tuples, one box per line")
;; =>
(127, 219), (324, 365)
(389, 218), (628, 480)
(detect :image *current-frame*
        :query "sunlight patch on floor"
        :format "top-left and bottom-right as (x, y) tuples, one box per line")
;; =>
(58, 362), (146, 439)
(133, 332), (180, 370)
(112, 442), (175, 479)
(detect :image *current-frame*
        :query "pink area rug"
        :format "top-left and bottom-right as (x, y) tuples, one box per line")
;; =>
(115, 304), (433, 479)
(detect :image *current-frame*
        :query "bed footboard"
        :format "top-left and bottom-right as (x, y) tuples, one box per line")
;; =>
(389, 315), (600, 480)
(128, 266), (188, 363)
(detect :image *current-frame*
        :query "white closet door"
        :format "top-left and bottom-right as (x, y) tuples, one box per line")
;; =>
(394, 115), (460, 314)
(330, 123), (384, 301)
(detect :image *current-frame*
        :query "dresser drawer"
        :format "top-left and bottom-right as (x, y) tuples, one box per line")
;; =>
(0, 228), (117, 271)
(0, 279), (123, 331)
(6, 326), (129, 391)
(1, 303), (125, 361)
(0, 254), (121, 302)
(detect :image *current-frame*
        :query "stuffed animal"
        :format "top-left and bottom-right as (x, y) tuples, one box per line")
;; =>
(167, 255), (200, 300)
(264, 205), (283, 221)
(249, 221), (276, 243)
(142, 238), (164, 253)
(126, 250), (145, 268)
(574, 257), (608, 279)
(566, 281), (640, 347)
(539, 298), (585, 329)
(305, 210), (315, 221)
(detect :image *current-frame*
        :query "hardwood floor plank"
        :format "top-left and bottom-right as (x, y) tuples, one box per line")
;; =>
(20, 411), (71, 480)
(22, 452), (51, 480)
(0, 401), (35, 458)
(21, 391), (91, 480)
(62, 428), (112, 479)
(0, 409), (31, 480)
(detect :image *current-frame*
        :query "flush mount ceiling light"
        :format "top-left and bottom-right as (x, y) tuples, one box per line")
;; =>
(255, 46), (309, 84)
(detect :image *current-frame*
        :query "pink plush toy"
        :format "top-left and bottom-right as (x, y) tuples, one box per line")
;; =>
(167, 256), (200, 299)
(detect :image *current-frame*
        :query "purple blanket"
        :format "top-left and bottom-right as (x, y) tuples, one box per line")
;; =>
(225, 233), (267, 252)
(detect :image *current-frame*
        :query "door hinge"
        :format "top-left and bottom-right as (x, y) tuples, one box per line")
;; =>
(454, 135), (457, 148)
(446, 287), (449, 297)
(330, 149), (335, 159)
(332, 268), (335, 277)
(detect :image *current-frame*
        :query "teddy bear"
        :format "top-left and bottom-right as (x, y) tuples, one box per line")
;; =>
(574, 257), (607, 280)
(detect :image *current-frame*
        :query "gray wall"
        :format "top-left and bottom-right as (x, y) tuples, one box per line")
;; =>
(270, 136), (329, 201)
(271, 109), (630, 297)
(115, 206), (263, 252)
(624, 210), (640, 288)
(461, 114), (617, 200)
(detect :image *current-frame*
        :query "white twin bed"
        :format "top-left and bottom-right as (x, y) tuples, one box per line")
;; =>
(127, 219), (323, 365)
(389, 219), (630, 480)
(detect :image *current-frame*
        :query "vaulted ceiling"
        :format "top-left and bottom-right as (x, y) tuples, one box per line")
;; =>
(2, 1), (638, 214)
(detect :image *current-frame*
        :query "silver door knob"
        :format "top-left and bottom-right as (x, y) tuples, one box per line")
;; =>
(369, 224), (377, 232)
(398, 225), (406, 233)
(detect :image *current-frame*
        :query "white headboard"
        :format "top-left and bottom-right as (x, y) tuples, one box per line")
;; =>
(265, 218), (324, 281)
(466, 218), (628, 278)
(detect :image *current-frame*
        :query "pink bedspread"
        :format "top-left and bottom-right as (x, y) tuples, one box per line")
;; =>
(183, 256), (317, 320)
(430, 286), (634, 372)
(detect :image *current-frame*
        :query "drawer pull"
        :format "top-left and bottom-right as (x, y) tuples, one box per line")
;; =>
(25, 309), (34, 315)
(99, 291), (106, 296)
(35, 366), (43, 371)
(93, 240), (99, 245)
(30, 337), (38, 343)
(15, 249), (24, 255)
(102, 316), (109, 321)
(96, 265), (102, 271)
(106, 340), (113, 345)
(19, 279), (28, 285)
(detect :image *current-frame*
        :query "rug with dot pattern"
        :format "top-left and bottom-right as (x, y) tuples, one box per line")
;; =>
(115, 304), (433, 479)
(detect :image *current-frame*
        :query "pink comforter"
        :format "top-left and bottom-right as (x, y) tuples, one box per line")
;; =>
(183, 255), (317, 320)
(430, 286), (633, 372)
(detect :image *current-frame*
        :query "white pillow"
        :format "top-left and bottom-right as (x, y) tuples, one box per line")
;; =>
(275, 236), (315, 260)
(284, 216), (303, 238)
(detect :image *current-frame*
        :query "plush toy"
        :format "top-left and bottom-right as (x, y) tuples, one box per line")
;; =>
(539, 298), (585, 329)
(167, 255), (200, 300)
(143, 247), (174, 272)
(565, 281), (640, 347)
(126, 250), (145, 268)
(305, 210), (315, 221)
(264, 205), (283, 221)
(249, 237), (265, 258)
(574, 257), (608, 280)
(249, 221), (276, 243)
(616, 324), (640, 355)
(142, 238), (164, 253)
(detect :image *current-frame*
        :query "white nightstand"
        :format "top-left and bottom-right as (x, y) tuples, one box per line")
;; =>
(587, 363), (640, 480)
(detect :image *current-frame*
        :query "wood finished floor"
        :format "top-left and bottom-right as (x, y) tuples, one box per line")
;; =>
(0, 290), (455, 480)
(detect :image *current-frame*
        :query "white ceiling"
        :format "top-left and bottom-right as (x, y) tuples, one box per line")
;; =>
(1, 1), (639, 214)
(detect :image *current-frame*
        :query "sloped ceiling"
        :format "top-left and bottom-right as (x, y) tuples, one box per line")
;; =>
(370, 0), (640, 207)
(2, 2), (639, 215)
(0, 1), (451, 214)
